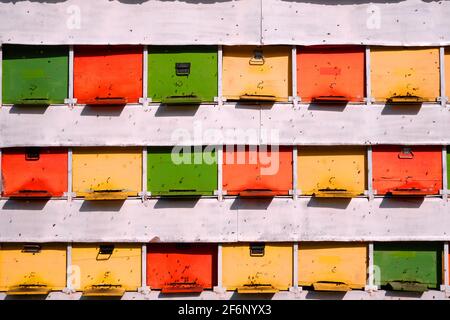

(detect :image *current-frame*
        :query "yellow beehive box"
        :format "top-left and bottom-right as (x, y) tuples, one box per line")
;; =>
(222, 243), (293, 293)
(0, 243), (66, 295)
(72, 147), (142, 200)
(297, 146), (366, 197)
(71, 244), (141, 297)
(370, 47), (440, 103)
(222, 46), (291, 102)
(298, 242), (367, 291)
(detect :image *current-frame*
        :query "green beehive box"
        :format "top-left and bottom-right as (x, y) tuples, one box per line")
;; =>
(2, 45), (68, 105)
(374, 242), (442, 292)
(147, 46), (217, 104)
(147, 146), (217, 196)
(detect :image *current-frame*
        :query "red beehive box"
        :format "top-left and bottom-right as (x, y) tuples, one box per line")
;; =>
(74, 45), (143, 105)
(146, 243), (217, 293)
(297, 45), (365, 103)
(1, 147), (68, 198)
(372, 146), (442, 196)
(222, 146), (293, 197)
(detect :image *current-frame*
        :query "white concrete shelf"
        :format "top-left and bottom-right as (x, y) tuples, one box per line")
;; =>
(0, 197), (449, 242)
(1, 104), (450, 147)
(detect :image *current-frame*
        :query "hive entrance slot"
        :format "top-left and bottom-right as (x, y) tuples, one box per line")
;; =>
(239, 94), (276, 102)
(162, 95), (201, 105)
(312, 96), (349, 103)
(387, 95), (424, 104)
(7, 284), (50, 295)
(239, 189), (276, 197)
(312, 281), (350, 292)
(162, 282), (203, 293)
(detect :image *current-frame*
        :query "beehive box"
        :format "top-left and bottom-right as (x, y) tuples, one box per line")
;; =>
(372, 146), (442, 196)
(71, 244), (141, 296)
(72, 147), (142, 200)
(2, 44), (68, 105)
(222, 243), (293, 293)
(147, 243), (217, 293)
(148, 46), (217, 104)
(222, 46), (291, 102)
(297, 146), (366, 198)
(147, 146), (217, 196)
(374, 242), (442, 292)
(370, 47), (440, 103)
(298, 242), (367, 291)
(0, 243), (66, 295)
(222, 146), (292, 197)
(74, 45), (143, 105)
(1, 147), (68, 198)
(297, 45), (365, 103)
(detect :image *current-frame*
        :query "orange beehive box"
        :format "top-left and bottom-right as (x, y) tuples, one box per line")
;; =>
(147, 243), (217, 293)
(222, 146), (293, 197)
(1, 148), (68, 198)
(74, 45), (143, 105)
(297, 45), (365, 103)
(372, 146), (442, 196)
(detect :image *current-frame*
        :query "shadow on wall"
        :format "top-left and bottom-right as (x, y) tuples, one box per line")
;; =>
(80, 105), (125, 117)
(4, 294), (48, 300)
(381, 103), (422, 116)
(230, 292), (276, 300)
(155, 104), (200, 117)
(230, 197), (274, 210)
(8, 105), (49, 115)
(306, 197), (352, 209)
(79, 199), (126, 212)
(378, 197), (425, 208)
(154, 197), (201, 209)
(383, 290), (425, 299)
(304, 290), (347, 300)
(1, 199), (49, 210)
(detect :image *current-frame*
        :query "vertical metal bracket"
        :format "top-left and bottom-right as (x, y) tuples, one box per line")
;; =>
(214, 45), (225, 106)
(364, 46), (374, 106)
(289, 146), (299, 200)
(365, 242), (378, 292)
(62, 243), (76, 294)
(64, 148), (76, 201)
(439, 47), (448, 107)
(0, 149), (2, 196)
(289, 242), (302, 295)
(441, 242), (450, 295)
(364, 145), (376, 200)
(0, 44), (3, 107)
(289, 45), (300, 107)
(440, 145), (448, 201)
(139, 45), (152, 107)
(214, 145), (226, 201)
(213, 243), (226, 295)
(64, 45), (77, 107)
(139, 147), (151, 201)
(138, 243), (151, 294)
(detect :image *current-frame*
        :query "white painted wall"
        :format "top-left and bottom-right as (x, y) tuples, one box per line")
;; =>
(0, 0), (449, 45)
(1, 104), (449, 147)
(0, 197), (449, 242)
